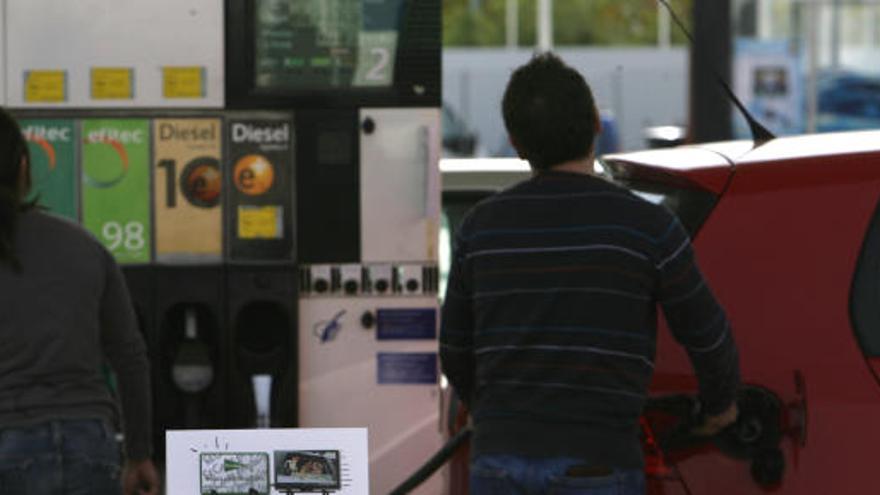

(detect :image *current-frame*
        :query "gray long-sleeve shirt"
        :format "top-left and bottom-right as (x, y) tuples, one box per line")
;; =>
(0, 209), (152, 460)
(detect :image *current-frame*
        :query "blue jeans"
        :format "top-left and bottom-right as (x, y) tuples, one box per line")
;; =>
(471, 454), (645, 495)
(0, 419), (122, 495)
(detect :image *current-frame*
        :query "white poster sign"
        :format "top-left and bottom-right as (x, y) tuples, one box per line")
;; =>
(166, 428), (369, 495)
(734, 38), (805, 138)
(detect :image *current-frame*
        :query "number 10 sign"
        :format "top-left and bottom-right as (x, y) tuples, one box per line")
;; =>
(81, 119), (152, 264)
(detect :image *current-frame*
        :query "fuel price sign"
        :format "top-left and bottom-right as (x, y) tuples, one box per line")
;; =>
(153, 118), (223, 262)
(20, 119), (77, 220)
(226, 117), (294, 261)
(81, 119), (151, 264)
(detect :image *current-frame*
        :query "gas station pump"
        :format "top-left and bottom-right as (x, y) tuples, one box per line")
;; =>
(226, 0), (444, 491)
(152, 117), (227, 442)
(295, 107), (443, 494)
(225, 116), (299, 430)
(7, 0), (442, 492)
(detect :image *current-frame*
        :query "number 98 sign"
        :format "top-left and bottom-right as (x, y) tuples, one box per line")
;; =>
(81, 119), (152, 264)
(102, 221), (146, 251)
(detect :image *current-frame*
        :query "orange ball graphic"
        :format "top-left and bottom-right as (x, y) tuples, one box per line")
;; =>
(234, 154), (275, 196)
(182, 158), (222, 208)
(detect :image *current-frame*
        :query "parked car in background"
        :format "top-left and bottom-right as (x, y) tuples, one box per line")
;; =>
(442, 103), (484, 158)
(818, 70), (880, 131)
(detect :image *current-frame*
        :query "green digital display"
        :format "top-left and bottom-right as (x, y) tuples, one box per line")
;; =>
(255, 0), (404, 90)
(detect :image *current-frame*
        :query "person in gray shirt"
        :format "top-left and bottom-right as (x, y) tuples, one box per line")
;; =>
(0, 108), (159, 495)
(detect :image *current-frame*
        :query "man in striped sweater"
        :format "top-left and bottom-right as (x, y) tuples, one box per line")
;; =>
(440, 53), (740, 494)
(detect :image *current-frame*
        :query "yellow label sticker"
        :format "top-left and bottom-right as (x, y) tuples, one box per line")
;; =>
(238, 205), (282, 239)
(24, 70), (66, 103)
(163, 66), (205, 99)
(91, 68), (133, 100)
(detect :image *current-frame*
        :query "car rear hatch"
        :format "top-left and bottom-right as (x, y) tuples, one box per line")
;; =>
(600, 145), (739, 237)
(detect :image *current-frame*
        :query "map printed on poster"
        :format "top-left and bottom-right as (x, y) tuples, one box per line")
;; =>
(81, 119), (151, 264)
(166, 428), (368, 495)
(153, 119), (223, 262)
(200, 453), (270, 494)
(20, 119), (77, 220)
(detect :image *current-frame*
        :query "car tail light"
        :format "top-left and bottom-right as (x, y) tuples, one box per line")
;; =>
(641, 417), (676, 479)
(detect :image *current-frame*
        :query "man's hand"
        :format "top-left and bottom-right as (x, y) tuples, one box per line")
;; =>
(692, 402), (738, 436)
(123, 459), (160, 495)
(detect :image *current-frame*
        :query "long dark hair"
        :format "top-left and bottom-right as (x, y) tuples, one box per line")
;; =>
(0, 107), (32, 270)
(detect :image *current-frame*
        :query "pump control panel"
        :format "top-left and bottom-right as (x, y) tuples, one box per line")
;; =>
(300, 264), (439, 297)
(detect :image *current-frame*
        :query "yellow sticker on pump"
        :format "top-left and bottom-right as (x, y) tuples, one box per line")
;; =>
(238, 205), (282, 239)
(91, 68), (133, 99)
(163, 66), (205, 99)
(24, 70), (67, 103)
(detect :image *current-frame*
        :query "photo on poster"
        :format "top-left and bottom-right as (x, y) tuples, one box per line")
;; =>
(274, 450), (341, 493)
(200, 452), (270, 495)
(753, 66), (788, 97)
(733, 38), (804, 138)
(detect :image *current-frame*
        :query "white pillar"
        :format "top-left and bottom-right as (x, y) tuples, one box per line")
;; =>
(506, 0), (519, 49)
(537, 0), (553, 52)
(658, 2), (671, 49)
(830, 0), (841, 68)
(806, 0), (819, 133)
(758, 0), (774, 39)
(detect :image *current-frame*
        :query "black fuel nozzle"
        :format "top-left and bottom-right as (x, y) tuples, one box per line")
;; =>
(644, 386), (786, 488)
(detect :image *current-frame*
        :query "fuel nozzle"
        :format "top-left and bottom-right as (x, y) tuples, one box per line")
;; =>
(644, 386), (786, 488)
(714, 387), (785, 487)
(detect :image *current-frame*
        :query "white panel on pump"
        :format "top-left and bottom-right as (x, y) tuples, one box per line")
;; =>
(360, 108), (441, 263)
(0, 1), (6, 105)
(6, 0), (223, 108)
(299, 296), (444, 495)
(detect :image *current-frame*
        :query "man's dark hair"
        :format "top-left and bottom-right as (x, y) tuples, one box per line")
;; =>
(502, 52), (599, 171)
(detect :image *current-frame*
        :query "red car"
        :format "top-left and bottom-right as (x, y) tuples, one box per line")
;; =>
(439, 129), (880, 493)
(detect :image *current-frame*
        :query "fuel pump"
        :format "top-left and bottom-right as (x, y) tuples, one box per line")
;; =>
(8, 1), (442, 492)
(295, 107), (444, 495)
(225, 1), (444, 492)
(155, 266), (226, 443)
(225, 116), (298, 429)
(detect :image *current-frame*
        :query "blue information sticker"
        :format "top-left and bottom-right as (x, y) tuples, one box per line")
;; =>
(377, 353), (438, 385)
(376, 308), (437, 340)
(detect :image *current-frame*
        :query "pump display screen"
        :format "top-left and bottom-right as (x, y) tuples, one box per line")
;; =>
(274, 450), (341, 491)
(255, 0), (404, 90)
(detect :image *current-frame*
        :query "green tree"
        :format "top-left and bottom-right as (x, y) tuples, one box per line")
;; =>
(443, 0), (694, 47)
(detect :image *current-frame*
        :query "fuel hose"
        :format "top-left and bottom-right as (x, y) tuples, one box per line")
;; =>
(387, 426), (472, 495)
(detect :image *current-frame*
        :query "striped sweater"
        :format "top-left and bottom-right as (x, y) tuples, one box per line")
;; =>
(440, 170), (740, 468)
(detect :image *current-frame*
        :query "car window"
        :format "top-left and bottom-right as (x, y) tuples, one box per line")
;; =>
(597, 158), (720, 236)
(850, 200), (880, 358)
